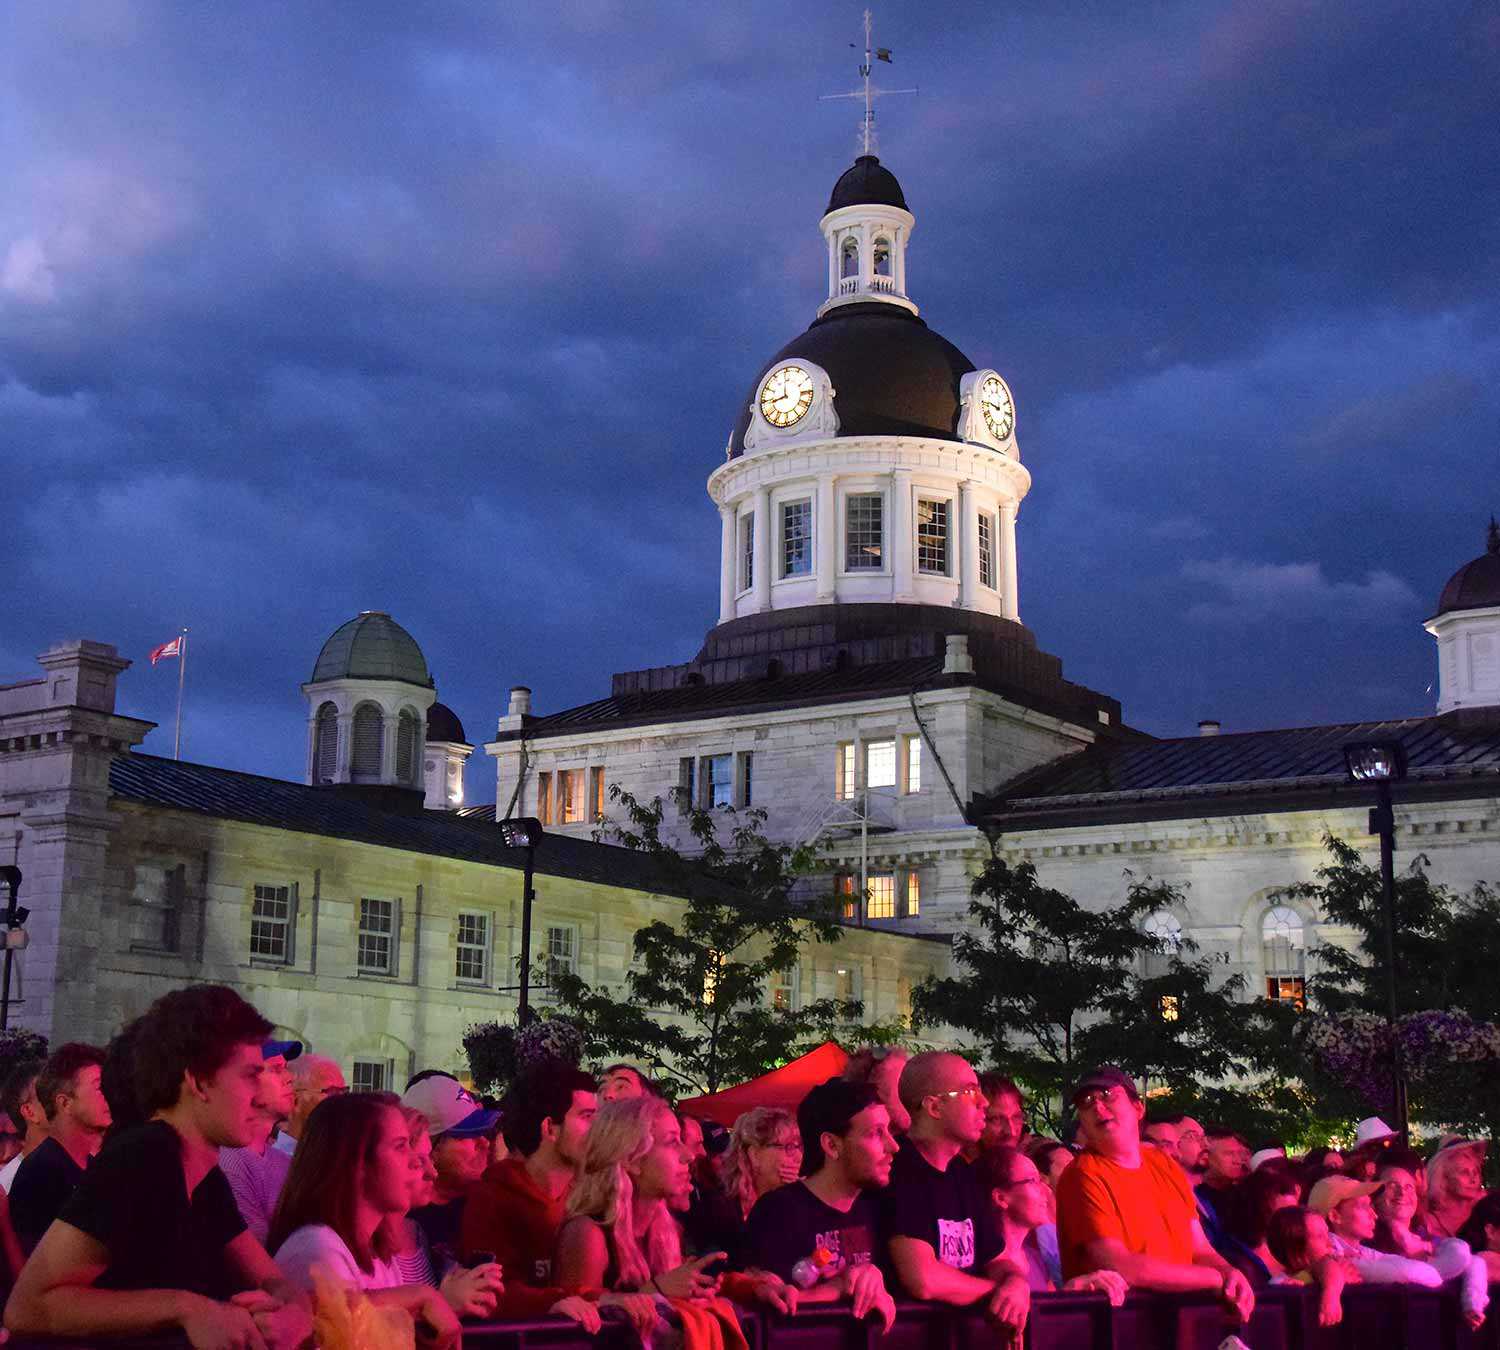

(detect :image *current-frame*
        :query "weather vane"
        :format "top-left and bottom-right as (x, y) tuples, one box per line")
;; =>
(819, 9), (917, 157)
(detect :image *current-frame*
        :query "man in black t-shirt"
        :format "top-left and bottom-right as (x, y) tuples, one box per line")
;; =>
(878, 1052), (1031, 1338)
(4, 986), (313, 1350)
(744, 1078), (898, 1329)
(10, 1042), (109, 1253)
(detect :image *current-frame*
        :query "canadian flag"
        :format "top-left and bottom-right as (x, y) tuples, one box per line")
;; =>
(149, 637), (183, 666)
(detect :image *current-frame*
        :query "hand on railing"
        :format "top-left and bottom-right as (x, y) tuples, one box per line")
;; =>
(1061, 1269), (1128, 1306)
(650, 1251), (727, 1302)
(549, 1295), (603, 1334)
(182, 1293), (269, 1350)
(986, 1271), (1031, 1337)
(740, 1271), (798, 1316)
(840, 1264), (895, 1332)
(1217, 1267), (1255, 1323)
(440, 1260), (504, 1318)
(601, 1291), (660, 1337)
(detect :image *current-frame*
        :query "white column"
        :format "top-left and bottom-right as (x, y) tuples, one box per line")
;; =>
(380, 707), (399, 786)
(718, 505), (736, 623)
(894, 225), (907, 296)
(816, 475), (837, 601)
(891, 469), (913, 600)
(827, 232), (838, 299)
(752, 484), (772, 612)
(336, 706), (353, 781)
(1000, 502), (1019, 621)
(958, 481), (978, 609)
(860, 222), (872, 297)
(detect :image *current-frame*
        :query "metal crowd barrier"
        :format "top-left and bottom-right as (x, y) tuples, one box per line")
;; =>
(9, 1283), (1500, 1349)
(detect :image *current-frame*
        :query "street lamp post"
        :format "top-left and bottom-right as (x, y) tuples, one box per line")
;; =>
(498, 817), (544, 1024)
(0, 867), (31, 1032)
(1343, 740), (1409, 1142)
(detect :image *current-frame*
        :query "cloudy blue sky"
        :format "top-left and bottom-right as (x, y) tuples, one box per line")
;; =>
(4, 1), (1497, 801)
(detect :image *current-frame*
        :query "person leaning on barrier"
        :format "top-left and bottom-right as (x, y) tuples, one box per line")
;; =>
(743, 1078), (899, 1330)
(1370, 1161), (1488, 1328)
(1054, 1066), (1255, 1324)
(877, 1052), (1032, 1341)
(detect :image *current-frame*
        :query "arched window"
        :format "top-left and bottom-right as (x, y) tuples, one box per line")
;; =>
(351, 703), (383, 779)
(396, 709), (419, 785)
(313, 702), (338, 784)
(1262, 906), (1306, 1007)
(841, 236), (859, 279)
(873, 236), (892, 276)
(1140, 910), (1182, 979)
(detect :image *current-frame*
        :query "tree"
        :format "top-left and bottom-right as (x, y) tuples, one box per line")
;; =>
(547, 788), (876, 1096)
(912, 854), (1303, 1135)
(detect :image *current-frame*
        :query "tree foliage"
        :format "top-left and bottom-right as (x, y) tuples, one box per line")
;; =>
(548, 788), (875, 1096)
(912, 854), (1303, 1135)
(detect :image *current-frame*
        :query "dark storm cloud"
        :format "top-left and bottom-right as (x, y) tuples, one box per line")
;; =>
(3, 0), (1498, 792)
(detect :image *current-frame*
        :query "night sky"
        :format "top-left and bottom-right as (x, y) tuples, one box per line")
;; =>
(5, 2), (1498, 804)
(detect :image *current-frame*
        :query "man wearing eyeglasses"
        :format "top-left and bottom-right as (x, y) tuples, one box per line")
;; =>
(1055, 1067), (1254, 1324)
(878, 1053), (1031, 1339)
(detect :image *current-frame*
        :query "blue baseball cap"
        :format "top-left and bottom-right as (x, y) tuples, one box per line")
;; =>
(263, 1039), (303, 1062)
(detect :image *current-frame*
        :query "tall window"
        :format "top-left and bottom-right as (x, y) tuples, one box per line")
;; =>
(314, 703), (338, 784)
(845, 494), (884, 570)
(590, 767), (605, 819)
(351, 1060), (390, 1093)
(738, 751), (753, 808)
(834, 964), (862, 1004)
(836, 873), (857, 920)
(917, 498), (950, 574)
(1263, 907), (1306, 1007)
(978, 513), (996, 589)
(546, 925), (577, 987)
(866, 873), (896, 920)
(396, 709), (419, 784)
(904, 735), (922, 793)
(865, 739), (897, 789)
(841, 236), (859, 279)
(738, 512), (754, 592)
(133, 864), (184, 952)
(770, 966), (797, 1011)
(678, 757), (696, 813)
(536, 771), (553, 825)
(250, 884), (293, 963)
(781, 499), (812, 577)
(835, 742), (856, 800)
(455, 912), (488, 984)
(905, 870), (921, 918)
(351, 703), (383, 778)
(1141, 910), (1183, 979)
(559, 768), (585, 823)
(704, 754), (733, 807)
(358, 898), (396, 975)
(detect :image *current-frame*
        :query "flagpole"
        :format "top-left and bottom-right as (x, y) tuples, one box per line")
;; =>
(174, 629), (188, 761)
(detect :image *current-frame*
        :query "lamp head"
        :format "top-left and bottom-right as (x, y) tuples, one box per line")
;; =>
(1343, 741), (1408, 784)
(498, 816), (544, 850)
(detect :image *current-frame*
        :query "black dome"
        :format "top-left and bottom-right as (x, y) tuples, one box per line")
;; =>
(1436, 522), (1500, 615)
(426, 701), (467, 744)
(826, 155), (908, 213)
(728, 304), (975, 457)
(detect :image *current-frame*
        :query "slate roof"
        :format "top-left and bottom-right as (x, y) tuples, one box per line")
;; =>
(975, 714), (1500, 831)
(310, 612), (433, 688)
(108, 753), (728, 900)
(827, 155), (908, 213)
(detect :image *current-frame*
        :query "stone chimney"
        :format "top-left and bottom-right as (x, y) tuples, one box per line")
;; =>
(1198, 720), (1221, 737)
(943, 635), (975, 675)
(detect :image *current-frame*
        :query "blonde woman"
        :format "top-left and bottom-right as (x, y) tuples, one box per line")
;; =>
(687, 1108), (802, 1266)
(554, 1097), (792, 1328)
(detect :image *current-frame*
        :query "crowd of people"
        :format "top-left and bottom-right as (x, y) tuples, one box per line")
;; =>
(0, 985), (1495, 1348)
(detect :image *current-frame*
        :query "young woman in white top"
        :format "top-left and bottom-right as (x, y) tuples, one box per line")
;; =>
(267, 1092), (463, 1347)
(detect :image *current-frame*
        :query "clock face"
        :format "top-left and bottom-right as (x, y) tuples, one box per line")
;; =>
(980, 375), (1015, 440)
(759, 365), (816, 428)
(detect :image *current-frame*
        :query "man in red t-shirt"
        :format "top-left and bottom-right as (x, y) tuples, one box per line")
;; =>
(1054, 1066), (1253, 1323)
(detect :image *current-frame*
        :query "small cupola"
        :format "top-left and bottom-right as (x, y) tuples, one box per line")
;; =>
(818, 155), (917, 318)
(1426, 520), (1500, 717)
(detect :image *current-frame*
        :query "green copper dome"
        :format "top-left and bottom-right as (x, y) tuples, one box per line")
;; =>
(311, 612), (433, 688)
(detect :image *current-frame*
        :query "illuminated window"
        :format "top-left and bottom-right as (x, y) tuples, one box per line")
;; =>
(873, 237), (892, 276)
(738, 512), (754, 592)
(1263, 906), (1306, 1008)
(865, 739), (896, 788)
(559, 768), (586, 823)
(536, 771), (553, 825)
(357, 898), (396, 975)
(841, 236), (859, 279)
(1159, 995), (1181, 1022)
(703, 950), (722, 1005)
(867, 873), (896, 920)
(770, 966), (798, 1011)
(455, 912), (488, 984)
(904, 735), (922, 793)
(917, 499), (950, 574)
(590, 767), (605, 819)
(781, 499), (812, 577)
(905, 870), (921, 918)
(835, 743), (856, 800)
(846, 494), (884, 570)
(836, 873), (857, 920)
(978, 513), (996, 589)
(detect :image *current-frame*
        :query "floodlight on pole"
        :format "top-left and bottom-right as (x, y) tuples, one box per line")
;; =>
(1342, 739), (1409, 1142)
(499, 817), (544, 1022)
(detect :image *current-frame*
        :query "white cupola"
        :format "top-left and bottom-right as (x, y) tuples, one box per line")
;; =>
(302, 612), (436, 795)
(818, 155), (917, 318)
(423, 702), (473, 810)
(1426, 521), (1500, 717)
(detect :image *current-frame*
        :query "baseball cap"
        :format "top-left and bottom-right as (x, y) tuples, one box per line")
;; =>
(263, 1039), (303, 1062)
(1250, 1148), (1286, 1171)
(402, 1075), (500, 1140)
(1353, 1117), (1395, 1148)
(1068, 1065), (1139, 1105)
(1308, 1175), (1383, 1214)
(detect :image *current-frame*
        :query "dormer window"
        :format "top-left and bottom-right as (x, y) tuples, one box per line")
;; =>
(840, 236), (860, 279)
(873, 237), (892, 276)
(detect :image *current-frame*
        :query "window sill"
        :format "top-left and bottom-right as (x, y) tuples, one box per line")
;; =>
(129, 942), (184, 957)
(246, 957), (294, 970)
(350, 970), (401, 982)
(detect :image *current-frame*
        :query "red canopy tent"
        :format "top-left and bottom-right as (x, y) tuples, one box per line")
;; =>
(676, 1042), (849, 1127)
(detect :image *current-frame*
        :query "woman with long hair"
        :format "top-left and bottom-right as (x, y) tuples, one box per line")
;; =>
(1426, 1141), (1487, 1239)
(267, 1092), (462, 1346)
(1222, 1164), (1302, 1282)
(391, 1105), (504, 1318)
(686, 1108), (801, 1266)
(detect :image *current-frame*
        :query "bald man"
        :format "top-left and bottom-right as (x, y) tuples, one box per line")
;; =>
(878, 1052), (1030, 1337)
(280, 1055), (347, 1152)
